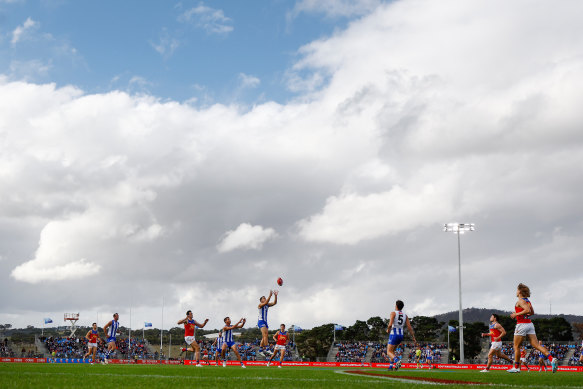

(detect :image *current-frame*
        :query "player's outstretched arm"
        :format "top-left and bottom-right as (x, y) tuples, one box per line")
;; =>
(259, 291), (273, 308)
(269, 290), (278, 306)
(236, 318), (247, 328)
(85, 330), (92, 341)
(177, 317), (187, 325)
(195, 319), (209, 328)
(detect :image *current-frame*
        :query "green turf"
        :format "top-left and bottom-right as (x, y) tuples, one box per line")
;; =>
(1, 363), (582, 388)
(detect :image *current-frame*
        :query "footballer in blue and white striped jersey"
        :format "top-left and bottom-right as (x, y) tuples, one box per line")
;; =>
(257, 290), (278, 356)
(386, 300), (417, 371)
(221, 317), (247, 368)
(102, 313), (120, 364)
(213, 331), (224, 364)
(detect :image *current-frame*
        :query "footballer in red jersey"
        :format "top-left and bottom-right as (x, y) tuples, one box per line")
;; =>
(519, 347), (531, 371)
(507, 283), (557, 373)
(479, 314), (513, 372)
(177, 310), (209, 367)
(267, 324), (288, 367)
(84, 323), (100, 364)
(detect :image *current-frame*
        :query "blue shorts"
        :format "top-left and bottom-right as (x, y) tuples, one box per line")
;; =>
(388, 334), (403, 346)
(257, 320), (268, 329)
(225, 341), (235, 349)
(107, 337), (116, 343)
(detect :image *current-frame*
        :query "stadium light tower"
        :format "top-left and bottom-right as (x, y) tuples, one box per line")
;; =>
(443, 222), (475, 364)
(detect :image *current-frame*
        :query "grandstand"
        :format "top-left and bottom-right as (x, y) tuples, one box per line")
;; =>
(0, 340), (15, 358)
(475, 340), (580, 366)
(568, 344), (582, 366)
(40, 336), (155, 360)
(327, 341), (448, 364)
(37, 334), (301, 362)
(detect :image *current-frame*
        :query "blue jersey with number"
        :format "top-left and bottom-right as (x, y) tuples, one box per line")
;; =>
(391, 311), (406, 335)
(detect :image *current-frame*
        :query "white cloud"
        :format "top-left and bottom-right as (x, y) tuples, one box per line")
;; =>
(298, 181), (454, 245)
(217, 223), (278, 253)
(2, 0), (583, 327)
(9, 59), (51, 80)
(150, 29), (180, 57)
(11, 258), (100, 283)
(179, 3), (233, 35)
(11, 17), (38, 45)
(238, 73), (260, 89)
(291, 0), (381, 19)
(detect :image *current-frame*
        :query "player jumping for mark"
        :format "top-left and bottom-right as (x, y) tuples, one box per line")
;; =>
(258, 290), (277, 357)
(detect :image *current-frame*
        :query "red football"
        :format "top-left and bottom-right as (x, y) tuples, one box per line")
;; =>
(277, 277), (283, 286)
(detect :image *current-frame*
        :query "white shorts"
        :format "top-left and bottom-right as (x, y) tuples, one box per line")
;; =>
(184, 336), (195, 345)
(274, 344), (286, 351)
(514, 322), (536, 336)
(88, 342), (97, 348)
(520, 357), (527, 363)
(490, 341), (502, 350)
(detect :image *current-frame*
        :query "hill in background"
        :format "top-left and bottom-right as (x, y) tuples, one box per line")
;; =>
(433, 307), (583, 325)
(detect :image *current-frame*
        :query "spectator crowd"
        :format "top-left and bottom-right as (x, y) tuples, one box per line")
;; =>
(41, 336), (153, 360)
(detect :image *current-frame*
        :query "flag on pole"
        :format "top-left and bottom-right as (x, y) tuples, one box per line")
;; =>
(334, 324), (344, 331)
(145, 322), (152, 327)
(448, 325), (457, 332)
(44, 318), (53, 324)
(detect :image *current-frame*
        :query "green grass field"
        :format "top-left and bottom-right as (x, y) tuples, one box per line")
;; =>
(1, 363), (582, 388)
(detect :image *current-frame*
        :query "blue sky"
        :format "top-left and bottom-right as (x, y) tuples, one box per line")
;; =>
(0, 0), (355, 104)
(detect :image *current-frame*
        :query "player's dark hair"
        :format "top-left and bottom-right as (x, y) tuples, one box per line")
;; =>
(113, 313), (118, 317)
(396, 300), (404, 310)
(517, 283), (531, 297)
(92, 322), (96, 326)
(280, 324), (285, 328)
(224, 317), (229, 323)
(186, 310), (192, 316)
(492, 314), (499, 321)
(260, 296), (265, 301)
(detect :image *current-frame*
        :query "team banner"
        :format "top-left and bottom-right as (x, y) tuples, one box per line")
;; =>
(2, 358), (582, 372)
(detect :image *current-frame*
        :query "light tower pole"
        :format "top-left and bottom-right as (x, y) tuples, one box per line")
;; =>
(444, 222), (475, 364)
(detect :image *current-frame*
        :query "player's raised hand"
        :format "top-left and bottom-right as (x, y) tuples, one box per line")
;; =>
(274, 290), (278, 296)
